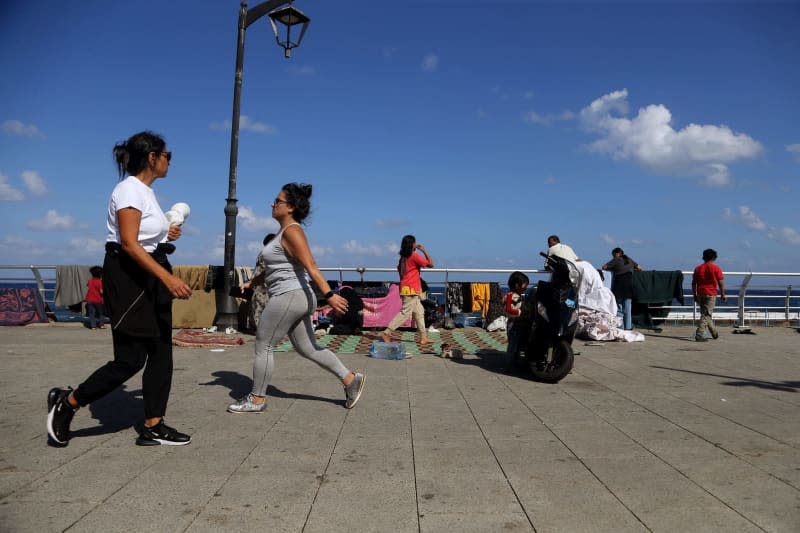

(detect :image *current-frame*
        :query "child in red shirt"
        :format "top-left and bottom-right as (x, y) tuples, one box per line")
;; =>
(692, 249), (726, 341)
(85, 265), (105, 329)
(504, 271), (529, 368)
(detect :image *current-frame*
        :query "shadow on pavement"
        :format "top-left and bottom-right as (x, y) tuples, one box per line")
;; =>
(650, 366), (800, 393)
(199, 370), (341, 405)
(70, 385), (144, 438)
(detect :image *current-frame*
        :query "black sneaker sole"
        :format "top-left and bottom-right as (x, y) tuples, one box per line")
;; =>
(46, 388), (68, 445)
(135, 436), (191, 446)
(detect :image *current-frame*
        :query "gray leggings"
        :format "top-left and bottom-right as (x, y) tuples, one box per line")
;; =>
(252, 289), (350, 396)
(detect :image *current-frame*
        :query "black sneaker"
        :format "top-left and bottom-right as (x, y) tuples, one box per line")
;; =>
(47, 387), (76, 445)
(695, 335), (708, 342)
(711, 330), (719, 340)
(136, 421), (191, 446)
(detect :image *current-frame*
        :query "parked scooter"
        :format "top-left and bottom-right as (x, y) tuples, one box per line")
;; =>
(514, 252), (581, 383)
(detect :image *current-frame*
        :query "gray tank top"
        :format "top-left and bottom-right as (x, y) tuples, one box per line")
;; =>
(262, 223), (311, 297)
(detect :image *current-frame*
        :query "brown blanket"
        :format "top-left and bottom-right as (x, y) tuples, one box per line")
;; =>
(172, 329), (246, 347)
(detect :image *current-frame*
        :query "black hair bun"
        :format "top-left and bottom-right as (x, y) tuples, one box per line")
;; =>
(299, 183), (312, 198)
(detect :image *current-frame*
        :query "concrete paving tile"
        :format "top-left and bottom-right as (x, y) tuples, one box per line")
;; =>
(490, 437), (578, 465)
(582, 456), (763, 532)
(550, 422), (652, 459)
(306, 471), (418, 532)
(672, 457), (800, 530)
(506, 459), (648, 533)
(70, 501), (201, 532)
(207, 470), (321, 511)
(413, 446), (501, 476)
(187, 502), (311, 532)
(419, 511), (532, 532)
(415, 470), (520, 515)
(0, 500), (94, 532)
(7, 437), (166, 504)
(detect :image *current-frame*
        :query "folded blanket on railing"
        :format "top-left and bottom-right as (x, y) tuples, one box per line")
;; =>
(55, 265), (91, 307)
(633, 270), (684, 305)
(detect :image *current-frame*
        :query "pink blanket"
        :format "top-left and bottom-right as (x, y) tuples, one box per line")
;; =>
(362, 284), (412, 328)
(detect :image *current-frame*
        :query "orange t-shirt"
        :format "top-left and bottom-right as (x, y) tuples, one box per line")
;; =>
(398, 253), (429, 295)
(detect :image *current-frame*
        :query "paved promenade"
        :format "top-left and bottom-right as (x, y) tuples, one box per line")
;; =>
(1, 323), (798, 532)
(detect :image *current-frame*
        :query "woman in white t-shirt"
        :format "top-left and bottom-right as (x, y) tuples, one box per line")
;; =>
(46, 131), (193, 447)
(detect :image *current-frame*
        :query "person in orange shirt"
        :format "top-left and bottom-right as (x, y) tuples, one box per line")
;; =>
(381, 235), (434, 348)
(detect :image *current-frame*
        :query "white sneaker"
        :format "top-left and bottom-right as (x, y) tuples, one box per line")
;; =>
(428, 326), (439, 333)
(227, 393), (267, 413)
(225, 327), (237, 334)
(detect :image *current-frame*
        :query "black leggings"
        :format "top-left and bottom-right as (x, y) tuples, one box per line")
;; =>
(73, 329), (173, 419)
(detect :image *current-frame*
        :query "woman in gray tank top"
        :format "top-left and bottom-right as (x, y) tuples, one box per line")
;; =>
(227, 183), (366, 413)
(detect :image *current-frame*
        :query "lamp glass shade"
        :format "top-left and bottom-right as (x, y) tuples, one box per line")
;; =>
(268, 6), (310, 28)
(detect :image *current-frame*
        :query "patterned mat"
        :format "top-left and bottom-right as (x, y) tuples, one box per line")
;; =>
(173, 329), (246, 347)
(274, 328), (509, 355)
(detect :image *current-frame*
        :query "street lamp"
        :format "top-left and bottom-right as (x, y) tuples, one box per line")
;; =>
(215, 0), (311, 329)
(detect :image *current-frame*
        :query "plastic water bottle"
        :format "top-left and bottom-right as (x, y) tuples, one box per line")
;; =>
(369, 341), (405, 360)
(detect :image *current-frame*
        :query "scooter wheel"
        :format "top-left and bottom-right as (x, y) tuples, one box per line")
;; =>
(529, 340), (574, 383)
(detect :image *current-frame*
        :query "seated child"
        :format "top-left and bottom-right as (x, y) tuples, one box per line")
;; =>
(504, 271), (529, 367)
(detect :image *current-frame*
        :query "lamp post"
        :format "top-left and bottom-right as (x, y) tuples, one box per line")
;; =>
(215, 0), (310, 329)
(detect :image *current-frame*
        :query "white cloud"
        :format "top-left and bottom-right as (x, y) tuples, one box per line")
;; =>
(342, 240), (397, 257)
(209, 115), (277, 134)
(21, 170), (47, 195)
(238, 206), (279, 232)
(777, 227), (800, 245)
(421, 53), (439, 72)
(523, 111), (550, 125)
(245, 240), (265, 255)
(68, 237), (104, 254)
(723, 206), (767, 231)
(289, 65), (315, 76)
(523, 109), (575, 127)
(382, 46), (398, 60)
(580, 89), (762, 187)
(311, 244), (334, 257)
(376, 218), (409, 228)
(26, 210), (77, 231)
(0, 235), (48, 257)
(2, 119), (44, 138)
(179, 223), (202, 236)
(0, 173), (25, 201)
(600, 233), (615, 244)
(788, 143), (800, 161)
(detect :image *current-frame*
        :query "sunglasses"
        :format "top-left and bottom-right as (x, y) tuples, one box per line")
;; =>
(161, 151), (172, 162)
(272, 198), (289, 207)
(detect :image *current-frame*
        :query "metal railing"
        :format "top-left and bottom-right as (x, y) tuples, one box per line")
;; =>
(2, 264), (798, 327)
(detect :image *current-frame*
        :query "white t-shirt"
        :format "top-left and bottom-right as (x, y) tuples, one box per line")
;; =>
(106, 176), (168, 252)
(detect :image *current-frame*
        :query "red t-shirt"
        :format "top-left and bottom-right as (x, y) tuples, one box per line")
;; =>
(85, 277), (104, 304)
(504, 292), (523, 318)
(398, 253), (429, 295)
(693, 261), (723, 296)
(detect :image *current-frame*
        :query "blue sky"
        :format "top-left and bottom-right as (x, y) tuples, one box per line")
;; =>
(1, 0), (798, 275)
